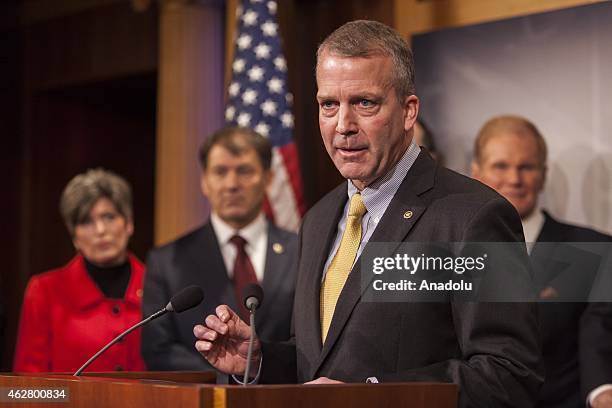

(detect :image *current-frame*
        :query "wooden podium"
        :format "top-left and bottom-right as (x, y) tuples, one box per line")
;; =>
(0, 372), (457, 408)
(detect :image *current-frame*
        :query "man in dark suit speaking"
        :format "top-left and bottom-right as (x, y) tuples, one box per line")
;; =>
(194, 20), (543, 406)
(143, 127), (297, 371)
(472, 115), (612, 408)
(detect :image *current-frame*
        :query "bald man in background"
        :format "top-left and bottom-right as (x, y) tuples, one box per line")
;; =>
(472, 115), (612, 408)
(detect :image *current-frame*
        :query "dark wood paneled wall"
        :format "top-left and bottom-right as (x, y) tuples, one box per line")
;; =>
(0, 1), (24, 371)
(1, 1), (158, 370)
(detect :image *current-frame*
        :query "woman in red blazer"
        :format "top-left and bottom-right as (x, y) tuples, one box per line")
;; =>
(14, 169), (146, 372)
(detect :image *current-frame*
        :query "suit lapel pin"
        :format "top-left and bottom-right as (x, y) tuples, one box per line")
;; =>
(403, 210), (413, 219)
(273, 242), (284, 254)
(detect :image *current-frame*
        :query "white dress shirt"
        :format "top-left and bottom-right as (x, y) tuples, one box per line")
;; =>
(209, 212), (268, 283)
(520, 206), (545, 254)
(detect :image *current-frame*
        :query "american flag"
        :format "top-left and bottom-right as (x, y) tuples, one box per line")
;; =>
(225, 0), (305, 231)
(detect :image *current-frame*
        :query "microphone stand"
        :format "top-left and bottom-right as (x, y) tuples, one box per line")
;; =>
(73, 308), (167, 376)
(243, 308), (257, 386)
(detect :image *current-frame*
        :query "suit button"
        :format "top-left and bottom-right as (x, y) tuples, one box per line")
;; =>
(112, 305), (121, 315)
(115, 365), (123, 371)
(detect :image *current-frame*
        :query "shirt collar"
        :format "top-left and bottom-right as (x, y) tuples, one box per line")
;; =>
(210, 212), (267, 247)
(347, 140), (421, 222)
(521, 206), (545, 245)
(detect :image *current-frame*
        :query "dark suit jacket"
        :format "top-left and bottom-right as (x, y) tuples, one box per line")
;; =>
(262, 151), (543, 408)
(531, 212), (612, 408)
(142, 220), (297, 371)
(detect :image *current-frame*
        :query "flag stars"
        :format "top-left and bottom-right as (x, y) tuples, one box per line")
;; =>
(242, 10), (258, 26)
(261, 21), (278, 37)
(267, 77), (283, 93)
(237, 112), (251, 127)
(254, 122), (271, 137)
(237, 34), (252, 50)
(274, 56), (287, 72)
(261, 99), (278, 116)
(285, 93), (294, 106)
(254, 43), (272, 59)
(225, 106), (236, 121)
(242, 89), (258, 105)
(267, 1), (277, 15)
(229, 82), (241, 97)
(247, 66), (265, 82)
(281, 112), (294, 128)
(232, 59), (246, 73)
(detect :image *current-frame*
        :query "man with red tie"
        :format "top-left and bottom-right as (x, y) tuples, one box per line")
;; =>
(142, 126), (297, 371)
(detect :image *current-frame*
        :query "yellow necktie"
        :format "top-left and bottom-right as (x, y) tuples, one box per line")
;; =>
(320, 192), (367, 343)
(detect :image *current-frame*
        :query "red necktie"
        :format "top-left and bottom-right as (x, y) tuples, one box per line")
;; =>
(230, 235), (258, 320)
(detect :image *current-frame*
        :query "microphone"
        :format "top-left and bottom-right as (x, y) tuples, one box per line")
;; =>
(241, 283), (263, 385)
(74, 285), (204, 376)
(243, 283), (264, 312)
(166, 285), (205, 313)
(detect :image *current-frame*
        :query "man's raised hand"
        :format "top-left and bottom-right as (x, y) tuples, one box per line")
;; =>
(194, 305), (261, 376)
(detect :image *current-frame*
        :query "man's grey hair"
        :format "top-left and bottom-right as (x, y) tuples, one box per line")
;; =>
(316, 20), (416, 100)
(60, 168), (133, 236)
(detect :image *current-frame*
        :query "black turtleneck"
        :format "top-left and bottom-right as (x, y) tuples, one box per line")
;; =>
(84, 257), (131, 299)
